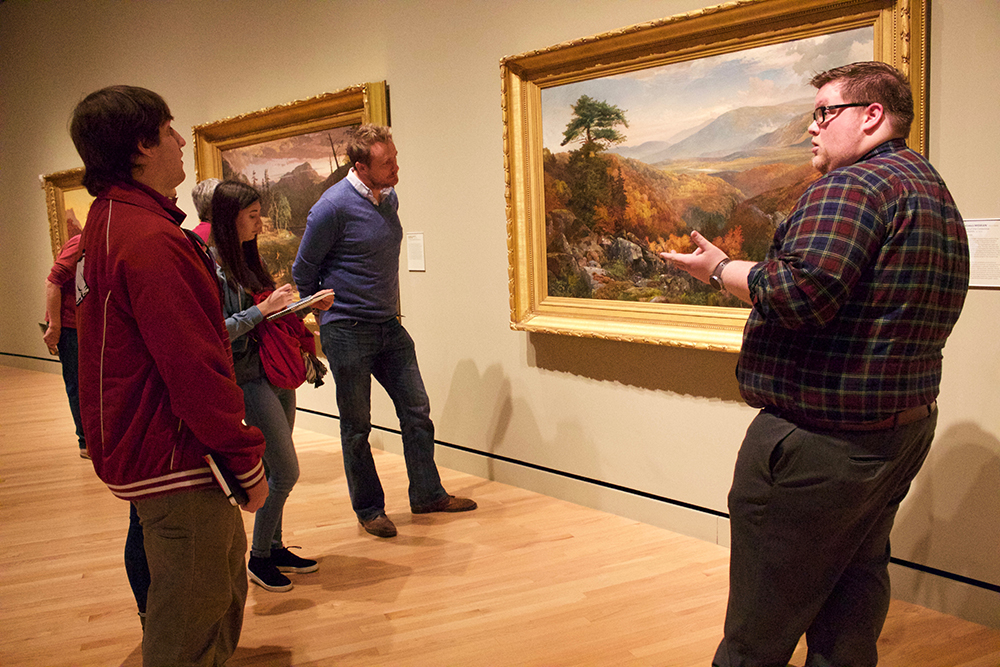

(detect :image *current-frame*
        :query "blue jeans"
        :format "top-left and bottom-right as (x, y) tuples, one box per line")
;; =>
(320, 318), (445, 521)
(57, 327), (85, 449)
(240, 377), (299, 558)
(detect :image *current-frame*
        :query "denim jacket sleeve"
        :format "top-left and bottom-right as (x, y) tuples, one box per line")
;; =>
(216, 264), (263, 343)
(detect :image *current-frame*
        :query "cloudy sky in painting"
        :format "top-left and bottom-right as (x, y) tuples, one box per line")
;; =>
(222, 125), (356, 182)
(542, 26), (873, 150)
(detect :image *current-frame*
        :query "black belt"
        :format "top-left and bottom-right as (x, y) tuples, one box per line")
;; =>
(785, 402), (936, 432)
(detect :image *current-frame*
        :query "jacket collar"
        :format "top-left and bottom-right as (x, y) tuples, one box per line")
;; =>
(99, 180), (187, 227)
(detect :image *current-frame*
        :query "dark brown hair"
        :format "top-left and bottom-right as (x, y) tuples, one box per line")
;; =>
(70, 86), (172, 196)
(211, 180), (275, 294)
(346, 124), (393, 168)
(811, 61), (914, 137)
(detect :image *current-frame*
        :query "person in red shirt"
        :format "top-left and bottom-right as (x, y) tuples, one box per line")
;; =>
(191, 177), (219, 242)
(42, 234), (86, 457)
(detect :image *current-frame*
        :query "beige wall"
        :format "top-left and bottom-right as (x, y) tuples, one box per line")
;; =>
(1, 0), (997, 627)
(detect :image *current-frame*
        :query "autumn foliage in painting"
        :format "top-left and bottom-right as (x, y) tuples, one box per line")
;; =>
(545, 95), (819, 307)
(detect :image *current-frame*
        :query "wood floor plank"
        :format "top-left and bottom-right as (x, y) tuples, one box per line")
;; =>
(1, 363), (997, 666)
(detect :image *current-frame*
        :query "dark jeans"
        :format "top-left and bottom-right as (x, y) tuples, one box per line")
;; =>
(126, 503), (150, 614)
(320, 318), (446, 521)
(713, 408), (937, 667)
(56, 327), (85, 449)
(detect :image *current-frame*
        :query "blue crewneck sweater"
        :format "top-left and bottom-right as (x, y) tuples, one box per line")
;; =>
(293, 178), (402, 324)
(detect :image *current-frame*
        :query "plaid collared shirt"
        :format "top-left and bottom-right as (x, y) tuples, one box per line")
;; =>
(738, 139), (969, 423)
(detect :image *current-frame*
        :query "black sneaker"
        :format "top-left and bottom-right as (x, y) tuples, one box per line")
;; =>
(270, 546), (319, 574)
(248, 555), (293, 592)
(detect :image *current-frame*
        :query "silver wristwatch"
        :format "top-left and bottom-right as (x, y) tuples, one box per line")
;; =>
(709, 258), (731, 291)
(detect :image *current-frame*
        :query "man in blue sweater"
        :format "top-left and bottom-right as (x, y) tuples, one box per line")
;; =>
(293, 124), (475, 538)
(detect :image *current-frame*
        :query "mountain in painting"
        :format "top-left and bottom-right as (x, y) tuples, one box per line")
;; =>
(276, 161), (326, 189)
(643, 99), (813, 162)
(612, 140), (674, 162)
(268, 162), (342, 236)
(543, 97), (822, 307)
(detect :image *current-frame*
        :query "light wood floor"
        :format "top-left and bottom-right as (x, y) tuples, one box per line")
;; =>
(1, 363), (998, 666)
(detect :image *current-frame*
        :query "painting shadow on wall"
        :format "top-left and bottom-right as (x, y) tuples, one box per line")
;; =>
(526, 332), (743, 402)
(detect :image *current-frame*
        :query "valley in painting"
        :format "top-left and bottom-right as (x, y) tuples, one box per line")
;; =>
(541, 26), (873, 308)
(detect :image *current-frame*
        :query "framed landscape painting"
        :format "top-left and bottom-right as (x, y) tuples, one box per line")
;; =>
(41, 167), (91, 260)
(502, 0), (927, 351)
(193, 81), (389, 294)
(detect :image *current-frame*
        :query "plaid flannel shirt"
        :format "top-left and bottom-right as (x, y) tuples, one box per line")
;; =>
(738, 139), (969, 423)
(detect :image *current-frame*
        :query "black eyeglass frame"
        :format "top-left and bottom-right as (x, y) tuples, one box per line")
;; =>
(812, 102), (872, 124)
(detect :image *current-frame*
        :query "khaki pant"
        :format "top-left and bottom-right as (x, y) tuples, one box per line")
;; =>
(134, 488), (248, 667)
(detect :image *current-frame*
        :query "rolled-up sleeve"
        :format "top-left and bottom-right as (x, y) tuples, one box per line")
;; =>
(748, 173), (884, 330)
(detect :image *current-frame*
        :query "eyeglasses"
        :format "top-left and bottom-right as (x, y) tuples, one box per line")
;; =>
(812, 103), (871, 124)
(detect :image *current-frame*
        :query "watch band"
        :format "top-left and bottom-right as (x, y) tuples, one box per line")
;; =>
(709, 258), (731, 291)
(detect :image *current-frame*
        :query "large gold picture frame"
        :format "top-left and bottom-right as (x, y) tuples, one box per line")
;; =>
(501, 0), (927, 352)
(192, 81), (388, 293)
(193, 81), (388, 183)
(41, 167), (91, 260)
(192, 82), (389, 337)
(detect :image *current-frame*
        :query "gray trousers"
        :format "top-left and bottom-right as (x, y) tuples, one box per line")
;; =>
(134, 488), (248, 667)
(713, 408), (937, 667)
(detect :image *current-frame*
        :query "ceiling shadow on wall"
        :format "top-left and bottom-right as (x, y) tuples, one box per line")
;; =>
(526, 331), (743, 402)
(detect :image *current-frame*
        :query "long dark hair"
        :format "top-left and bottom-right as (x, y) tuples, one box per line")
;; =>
(211, 180), (275, 294)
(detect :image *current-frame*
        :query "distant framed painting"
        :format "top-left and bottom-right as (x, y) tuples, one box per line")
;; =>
(41, 167), (92, 260)
(192, 82), (389, 294)
(501, 0), (927, 351)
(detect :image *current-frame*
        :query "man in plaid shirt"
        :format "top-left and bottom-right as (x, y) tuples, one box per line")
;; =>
(665, 62), (969, 666)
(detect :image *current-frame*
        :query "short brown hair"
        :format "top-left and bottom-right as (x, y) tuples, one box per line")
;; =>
(811, 61), (913, 137)
(346, 124), (393, 168)
(70, 86), (173, 196)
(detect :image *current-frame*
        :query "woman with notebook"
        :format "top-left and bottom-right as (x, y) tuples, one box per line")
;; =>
(210, 180), (334, 591)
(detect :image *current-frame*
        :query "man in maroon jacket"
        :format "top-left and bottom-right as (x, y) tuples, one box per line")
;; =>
(71, 85), (268, 667)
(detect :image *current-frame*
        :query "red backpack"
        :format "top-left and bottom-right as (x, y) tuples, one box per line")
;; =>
(252, 291), (318, 390)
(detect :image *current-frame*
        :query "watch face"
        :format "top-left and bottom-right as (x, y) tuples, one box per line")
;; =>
(710, 275), (723, 291)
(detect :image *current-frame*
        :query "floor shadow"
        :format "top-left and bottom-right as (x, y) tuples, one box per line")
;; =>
(314, 554), (414, 595)
(228, 643), (294, 667)
(119, 642), (142, 667)
(252, 596), (318, 616)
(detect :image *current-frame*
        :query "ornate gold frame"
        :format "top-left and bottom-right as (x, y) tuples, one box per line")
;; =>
(192, 82), (390, 337)
(501, 0), (927, 352)
(41, 167), (88, 260)
(193, 81), (389, 180)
